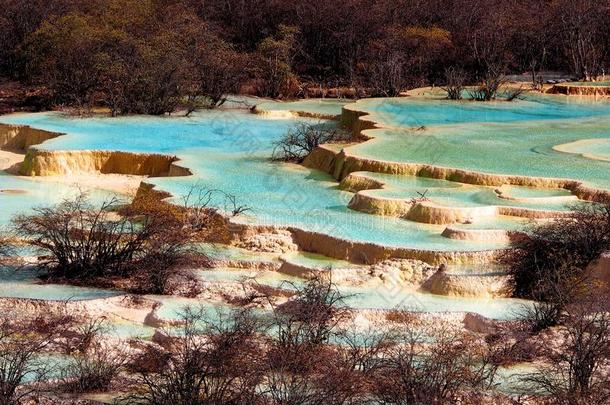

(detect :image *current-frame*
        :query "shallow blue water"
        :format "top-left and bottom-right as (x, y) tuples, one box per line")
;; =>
(363, 95), (610, 127)
(0, 172), (115, 226)
(348, 95), (610, 190)
(0, 267), (119, 300)
(2, 94), (607, 251)
(0, 110), (503, 251)
(196, 267), (529, 320)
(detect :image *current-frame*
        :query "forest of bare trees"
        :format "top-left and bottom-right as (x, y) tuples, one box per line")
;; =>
(0, 0), (609, 113)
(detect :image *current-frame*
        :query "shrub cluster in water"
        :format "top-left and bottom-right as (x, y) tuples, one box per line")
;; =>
(2, 275), (610, 403)
(10, 190), (223, 294)
(272, 122), (351, 163)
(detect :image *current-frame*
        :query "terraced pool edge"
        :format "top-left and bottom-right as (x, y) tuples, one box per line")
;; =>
(303, 102), (610, 204)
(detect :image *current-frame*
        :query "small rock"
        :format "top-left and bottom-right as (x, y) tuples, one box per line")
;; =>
(236, 230), (298, 253)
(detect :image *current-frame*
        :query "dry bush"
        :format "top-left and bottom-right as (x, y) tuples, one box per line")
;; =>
(126, 345), (169, 374)
(468, 63), (506, 101)
(371, 322), (499, 403)
(520, 300), (567, 333)
(119, 277), (509, 404)
(272, 122), (350, 162)
(12, 189), (223, 294)
(520, 301), (610, 403)
(271, 276), (350, 351)
(59, 344), (126, 394)
(13, 193), (158, 279)
(0, 323), (50, 404)
(61, 317), (109, 355)
(504, 202), (610, 303)
(336, 327), (398, 382)
(442, 66), (467, 100)
(56, 315), (124, 394)
(385, 308), (420, 324)
(502, 86), (526, 101)
(128, 306), (266, 404)
(0, 234), (12, 265)
(264, 345), (367, 405)
(262, 277), (363, 404)
(0, 303), (77, 404)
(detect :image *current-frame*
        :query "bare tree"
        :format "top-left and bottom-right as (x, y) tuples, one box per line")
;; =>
(58, 344), (125, 394)
(442, 67), (467, 100)
(555, 0), (610, 81)
(272, 122), (349, 162)
(12, 190), (215, 294)
(255, 25), (300, 98)
(468, 63), (506, 101)
(262, 276), (361, 404)
(0, 233), (12, 266)
(0, 321), (52, 404)
(271, 276), (350, 351)
(13, 193), (152, 279)
(502, 86), (526, 102)
(0, 304), (76, 404)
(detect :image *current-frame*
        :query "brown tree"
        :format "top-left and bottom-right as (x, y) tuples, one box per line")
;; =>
(0, 304), (76, 404)
(364, 26), (452, 97)
(254, 25), (300, 98)
(504, 202), (610, 302)
(371, 323), (498, 403)
(272, 122), (350, 162)
(554, 0), (610, 81)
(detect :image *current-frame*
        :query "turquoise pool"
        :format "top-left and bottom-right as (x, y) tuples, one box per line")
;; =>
(196, 267), (530, 320)
(0, 110), (505, 251)
(357, 172), (580, 211)
(347, 95), (610, 190)
(1, 93), (608, 254)
(0, 172), (116, 226)
(0, 266), (119, 301)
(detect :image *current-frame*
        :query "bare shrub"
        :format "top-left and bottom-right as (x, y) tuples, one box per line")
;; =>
(0, 234), (11, 264)
(264, 345), (367, 405)
(504, 202), (610, 302)
(521, 300), (567, 333)
(0, 322), (51, 404)
(60, 317), (108, 356)
(364, 26), (452, 97)
(129, 306), (265, 404)
(119, 278), (507, 404)
(0, 304), (76, 404)
(371, 321), (499, 403)
(502, 86), (526, 101)
(469, 64), (506, 101)
(223, 193), (251, 217)
(59, 345), (125, 393)
(272, 122), (350, 162)
(12, 190), (218, 294)
(442, 67), (467, 100)
(263, 277), (360, 404)
(520, 302), (610, 403)
(272, 276), (350, 351)
(13, 193), (155, 279)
